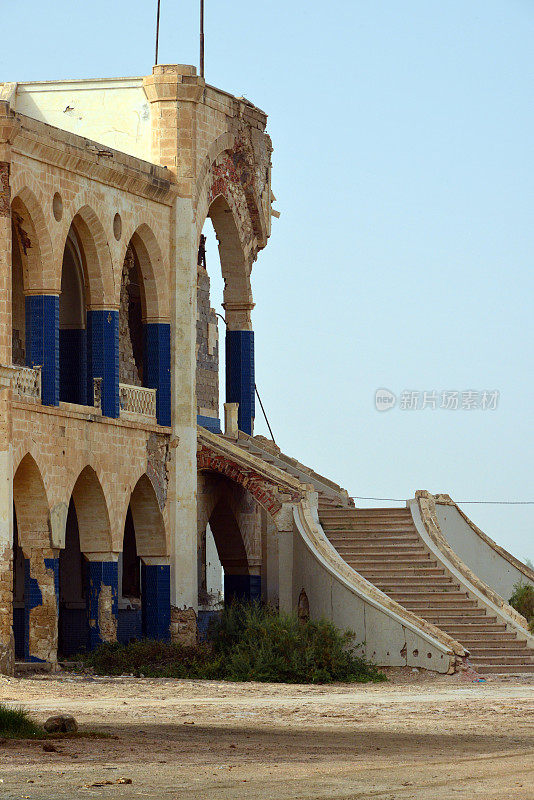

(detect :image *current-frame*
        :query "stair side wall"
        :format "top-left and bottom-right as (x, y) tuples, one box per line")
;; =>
(292, 501), (465, 674)
(410, 495), (534, 647)
(434, 501), (534, 602)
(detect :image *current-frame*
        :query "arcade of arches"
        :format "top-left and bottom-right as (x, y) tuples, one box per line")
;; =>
(0, 64), (275, 672)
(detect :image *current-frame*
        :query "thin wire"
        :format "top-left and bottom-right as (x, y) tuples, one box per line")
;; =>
(350, 495), (534, 505)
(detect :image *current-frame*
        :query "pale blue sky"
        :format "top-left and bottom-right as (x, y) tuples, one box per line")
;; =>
(2, 1), (533, 563)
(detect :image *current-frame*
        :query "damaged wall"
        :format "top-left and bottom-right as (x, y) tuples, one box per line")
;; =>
(196, 265), (219, 419)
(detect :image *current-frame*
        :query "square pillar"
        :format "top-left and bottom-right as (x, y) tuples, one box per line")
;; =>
(25, 295), (59, 406)
(87, 310), (119, 418)
(225, 330), (255, 435)
(85, 559), (118, 650)
(144, 323), (171, 426)
(23, 552), (59, 663)
(141, 562), (171, 641)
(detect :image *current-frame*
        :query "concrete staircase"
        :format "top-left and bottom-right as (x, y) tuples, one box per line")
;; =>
(318, 500), (534, 674)
(229, 434), (534, 674)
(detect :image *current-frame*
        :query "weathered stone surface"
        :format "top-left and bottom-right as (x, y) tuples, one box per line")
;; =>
(170, 607), (197, 647)
(44, 715), (78, 734)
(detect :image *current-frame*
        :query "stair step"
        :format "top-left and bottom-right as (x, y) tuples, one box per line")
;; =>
(388, 592), (472, 601)
(464, 644), (528, 654)
(324, 528), (419, 537)
(469, 654), (534, 665)
(425, 618), (497, 628)
(334, 546), (428, 556)
(362, 568), (446, 578)
(474, 664), (534, 674)
(374, 582), (460, 593)
(342, 556), (434, 566)
(449, 630), (515, 640)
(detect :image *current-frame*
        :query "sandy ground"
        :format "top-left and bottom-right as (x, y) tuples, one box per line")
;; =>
(0, 669), (533, 800)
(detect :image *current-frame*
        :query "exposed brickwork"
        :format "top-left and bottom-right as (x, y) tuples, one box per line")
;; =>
(146, 432), (170, 511)
(196, 266), (219, 418)
(119, 245), (143, 387)
(197, 445), (300, 516)
(0, 161), (9, 216)
(0, 66), (274, 665)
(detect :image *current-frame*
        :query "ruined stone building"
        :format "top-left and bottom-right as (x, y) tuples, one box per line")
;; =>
(1, 66), (533, 675)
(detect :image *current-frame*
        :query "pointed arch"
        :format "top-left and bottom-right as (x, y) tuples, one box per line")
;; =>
(120, 223), (169, 323)
(11, 188), (54, 294)
(67, 206), (114, 309)
(207, 195), (253, 321)
(13, 454), (51, 553)
(71, 466), (113, 554)
(128, 474), (168, 558)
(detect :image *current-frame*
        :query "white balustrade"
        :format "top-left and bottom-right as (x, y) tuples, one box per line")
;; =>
(119, 383), (157, 418)
(92, 379), (156, 418)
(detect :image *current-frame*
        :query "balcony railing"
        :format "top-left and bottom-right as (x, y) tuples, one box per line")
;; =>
(93, 378), (156, 419)
(120, 383), (157, 418)
(13, 366), (41, 400)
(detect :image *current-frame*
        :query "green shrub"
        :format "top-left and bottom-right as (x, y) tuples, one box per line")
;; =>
(0, 704), (43, 739)
(75, 601), (385, 684)
(209, 601), (385, 684)
(509, 581), (534, 630)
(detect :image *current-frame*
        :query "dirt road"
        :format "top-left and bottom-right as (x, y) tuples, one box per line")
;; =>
(0, 670), (533, 799)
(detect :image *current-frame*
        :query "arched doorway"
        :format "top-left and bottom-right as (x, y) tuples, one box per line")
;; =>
(118, 475), (170, 642)
(118, 505), (142, 642)
(61, 466), (116, 652)
(198, 473), (263, 609)
(59, 228), (87, 405)
(58, 499), (86, 657)
(196, 195), (256, 436)
(13, 455), (57, 663)
(118, 229), (170, 426)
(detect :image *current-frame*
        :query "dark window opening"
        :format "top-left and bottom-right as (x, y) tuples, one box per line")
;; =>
(122, 506), (140, 599)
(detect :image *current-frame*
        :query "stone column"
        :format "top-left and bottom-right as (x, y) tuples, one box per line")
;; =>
(24, 549), (59, 663)
(85, 556), (118, 650)
(0, 104), (20, 674)
(224, 302), (255, 436)
(141, 559), (171, 641)
(276, 504), (295, 614)
(0, 368), (16, 674)
(87, 309), (119, 418)
(144, 66), (205, 640)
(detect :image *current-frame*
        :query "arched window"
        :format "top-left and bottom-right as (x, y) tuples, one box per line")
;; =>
(59, 229), (87, 405)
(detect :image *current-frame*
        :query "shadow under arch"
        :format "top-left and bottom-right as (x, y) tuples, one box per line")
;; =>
(199, 471), (262, 606)
(118, 474), (170, 643)
(57, 465), (117, 654)
(118, 224), (171, 425)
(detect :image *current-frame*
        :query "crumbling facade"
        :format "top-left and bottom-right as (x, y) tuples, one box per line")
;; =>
(0, 66), (275, 669)
(2, 67), (532, 677)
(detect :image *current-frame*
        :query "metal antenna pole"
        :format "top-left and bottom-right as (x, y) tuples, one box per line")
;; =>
(200, 0), (205, 78)
(155, 0), (161, 65)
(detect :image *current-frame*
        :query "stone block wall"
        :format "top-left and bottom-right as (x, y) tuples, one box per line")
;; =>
(196, 265), (219, 420)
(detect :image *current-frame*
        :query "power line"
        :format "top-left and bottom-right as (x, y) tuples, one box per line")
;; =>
(350, 496), (534, 506)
